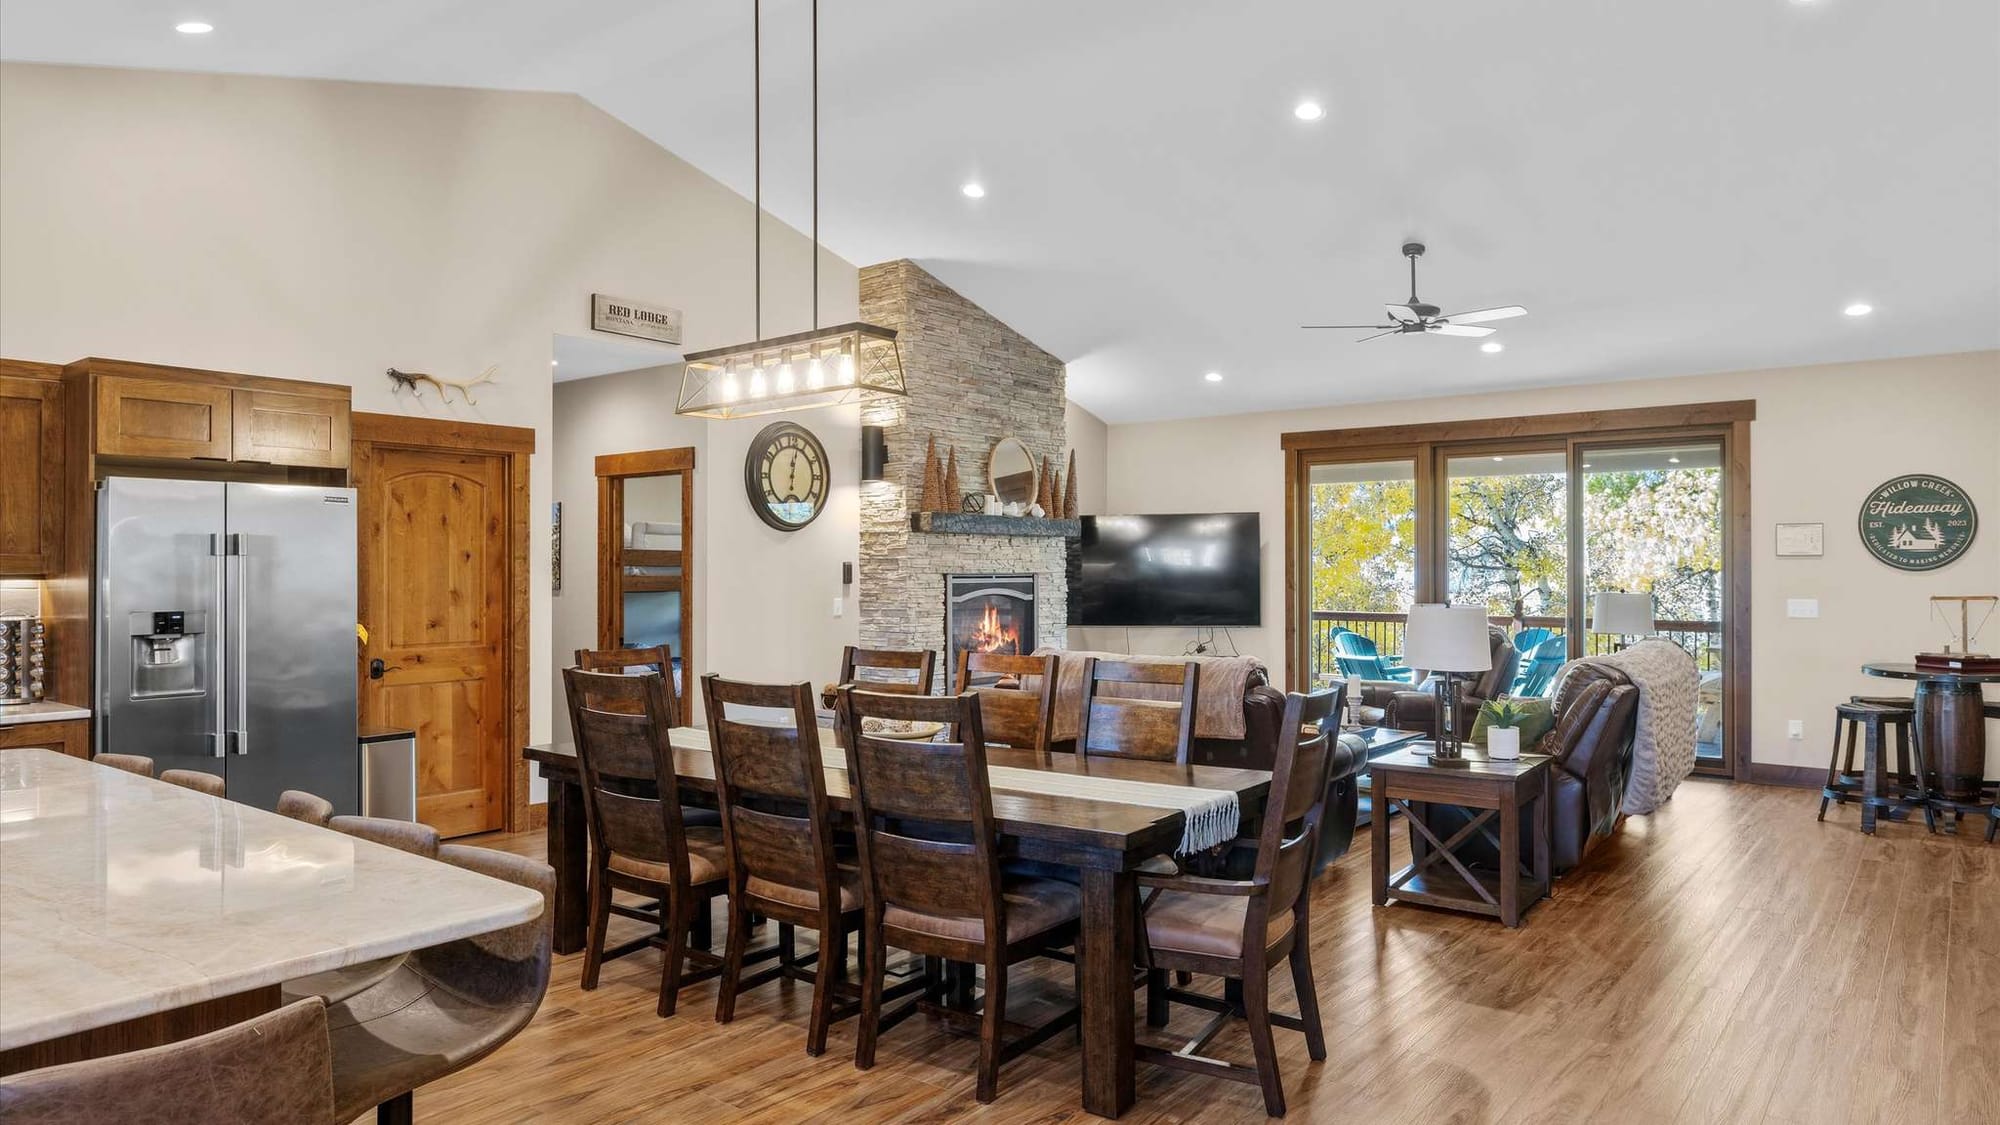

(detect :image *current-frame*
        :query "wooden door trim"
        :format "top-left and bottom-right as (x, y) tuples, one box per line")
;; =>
(352, 411), (535, 833)
(594, 448), (697, 722)
(1278, 399), (1757, 451)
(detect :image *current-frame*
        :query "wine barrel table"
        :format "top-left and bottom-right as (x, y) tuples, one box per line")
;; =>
(1861, 663), (1999, 819)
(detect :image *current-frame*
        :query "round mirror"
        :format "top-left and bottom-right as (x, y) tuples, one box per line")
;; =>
(988, 436), (1038, 505)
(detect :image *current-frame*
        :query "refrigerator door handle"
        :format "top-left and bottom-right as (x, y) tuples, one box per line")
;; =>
(210, 534), (228, 758)
(230, 534), (250, 755)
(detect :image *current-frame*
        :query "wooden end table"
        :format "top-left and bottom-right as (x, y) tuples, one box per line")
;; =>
(1369, 746), (1554, 928)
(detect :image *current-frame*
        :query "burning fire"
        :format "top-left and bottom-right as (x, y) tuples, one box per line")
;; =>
(968, 603), (1020, 655)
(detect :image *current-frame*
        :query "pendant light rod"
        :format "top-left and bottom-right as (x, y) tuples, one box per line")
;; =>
(753, 0), (762, 340)
(812, 0), (819, 330)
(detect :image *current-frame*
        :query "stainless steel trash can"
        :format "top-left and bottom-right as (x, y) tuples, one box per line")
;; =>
(358, 726), (418, 821)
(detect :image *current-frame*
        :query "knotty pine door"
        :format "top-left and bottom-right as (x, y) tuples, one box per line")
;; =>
(355, 443), (509, 837)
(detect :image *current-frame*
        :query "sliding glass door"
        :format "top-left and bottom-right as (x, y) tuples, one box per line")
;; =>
(1580, 440), (1727, 762)
(1303, 457), (1418, 688)
(1285, 404), (1750, 777)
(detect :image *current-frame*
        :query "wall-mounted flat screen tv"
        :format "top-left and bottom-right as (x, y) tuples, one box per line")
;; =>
(1070, 513), (1261, 627)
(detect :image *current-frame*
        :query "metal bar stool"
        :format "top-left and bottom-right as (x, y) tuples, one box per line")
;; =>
(1819, 699), (1930, 834)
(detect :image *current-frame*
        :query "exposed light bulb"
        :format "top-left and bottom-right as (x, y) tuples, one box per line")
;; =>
(775, 356), (795, 394)
(720, 368), (741, 402)
(748, 365), (769, 398)
(806, 354), (825, 390)
(837, 350), (856, 385)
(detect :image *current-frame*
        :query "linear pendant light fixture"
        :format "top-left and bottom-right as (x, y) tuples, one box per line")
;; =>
(676, 0), (906, 419)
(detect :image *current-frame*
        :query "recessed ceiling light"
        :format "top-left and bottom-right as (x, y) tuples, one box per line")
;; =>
(1480, 341), (1504, 354)
(175, 20), (213, 34)
(961, 182), (985, 199)
(1203, 371), (1223, 383)
(1293, 100), (1324, 122)
(1843, 302), (1873, 317)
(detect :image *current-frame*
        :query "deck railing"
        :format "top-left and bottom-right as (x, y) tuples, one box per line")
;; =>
(1308, 609), (1722, 681)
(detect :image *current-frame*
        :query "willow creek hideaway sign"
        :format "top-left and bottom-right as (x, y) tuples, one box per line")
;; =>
(591, 294), (684, 345)
(1858, 475), (1978, 572)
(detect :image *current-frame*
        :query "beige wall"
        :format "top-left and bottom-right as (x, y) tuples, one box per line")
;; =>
(548, 368), (862, 772)
(1065, 400), (1110, 517)
(1099, 350), (2000, 769)
(0, 62), (856, 774)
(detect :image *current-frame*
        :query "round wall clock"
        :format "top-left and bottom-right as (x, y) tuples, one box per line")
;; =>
(744, 421), (830, 531)
(1857, 474), (1978, 571)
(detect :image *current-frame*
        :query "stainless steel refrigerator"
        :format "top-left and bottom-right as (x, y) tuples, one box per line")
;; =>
(96, 477), (359, 813)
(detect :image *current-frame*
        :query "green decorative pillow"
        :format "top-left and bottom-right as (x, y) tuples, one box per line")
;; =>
(1470, 697), (1555, 748)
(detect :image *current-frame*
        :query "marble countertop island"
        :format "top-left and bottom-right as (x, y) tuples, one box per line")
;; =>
(0, 748), (544, 1052)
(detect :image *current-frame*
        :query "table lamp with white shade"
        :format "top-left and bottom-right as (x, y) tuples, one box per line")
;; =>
(1402, 603), (1493, 765)
(1590, 591), (1656, 649)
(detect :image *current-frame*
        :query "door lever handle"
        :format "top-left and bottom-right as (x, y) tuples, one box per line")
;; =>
(368, 658), (402, 680)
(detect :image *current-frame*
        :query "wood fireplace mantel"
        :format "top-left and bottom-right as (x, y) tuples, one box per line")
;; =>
(909, 513), (1080, 537)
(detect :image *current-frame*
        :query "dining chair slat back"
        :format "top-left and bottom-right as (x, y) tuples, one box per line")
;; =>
(575, 644), (677, 724)
(701, 676), (838, 904)
(562, 667), (690, 874)
(1076, 657), (1199, 764)
(955, 650), (1058, 754)
(838, 646), (937, 695)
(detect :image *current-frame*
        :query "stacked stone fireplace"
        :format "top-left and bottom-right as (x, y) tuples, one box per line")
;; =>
(857, 261), (1071, 682)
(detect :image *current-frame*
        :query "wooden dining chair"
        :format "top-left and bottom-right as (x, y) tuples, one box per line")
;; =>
(704, 674), (898, 1055)
(1135, 687), (1339, 1117)
(576, 644), (679, 725)
(0, 997), (335, 1124)
(839, 645), (937, 695)
(954, 650), (1058, 754)
(1076, 657), (1200, 765)
(563, 666), (728, 1017)
(836, 687), (1082, 1104)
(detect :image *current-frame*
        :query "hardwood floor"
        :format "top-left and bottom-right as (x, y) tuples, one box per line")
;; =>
(411, 780), (1998, 1123)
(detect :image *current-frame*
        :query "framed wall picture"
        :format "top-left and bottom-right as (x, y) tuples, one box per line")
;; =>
(1775, 522), (1823, 558)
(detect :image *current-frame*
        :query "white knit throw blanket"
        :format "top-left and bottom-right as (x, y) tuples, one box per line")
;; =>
(1592, 639), (1700, 815)
(670, 727), (1238, 855)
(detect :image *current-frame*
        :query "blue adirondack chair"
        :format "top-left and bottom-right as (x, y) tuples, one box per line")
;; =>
(1509, 628), (1554, 692)
(1334, 630), (1414, 682)
(1515, 635), (1568, 697)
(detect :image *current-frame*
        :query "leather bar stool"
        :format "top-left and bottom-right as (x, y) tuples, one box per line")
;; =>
(1819, 700), (1929, 834)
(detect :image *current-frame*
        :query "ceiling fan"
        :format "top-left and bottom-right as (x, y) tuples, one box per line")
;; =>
(1303, 242), (1526, 341)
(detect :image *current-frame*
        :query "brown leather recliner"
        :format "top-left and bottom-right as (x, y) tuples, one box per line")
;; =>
(1358, 626), (1522, 740)
(1414, 658), (1640, 874)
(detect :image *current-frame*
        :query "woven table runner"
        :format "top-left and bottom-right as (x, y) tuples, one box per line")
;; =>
(670, 726), (1238, 855)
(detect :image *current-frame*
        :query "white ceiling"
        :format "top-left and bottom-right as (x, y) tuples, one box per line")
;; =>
(4, 0), (1995, 423)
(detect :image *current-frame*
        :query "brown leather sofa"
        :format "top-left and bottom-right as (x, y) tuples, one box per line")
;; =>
(1415, 658), (1640, 873)
(1358, 626), (1522, 739)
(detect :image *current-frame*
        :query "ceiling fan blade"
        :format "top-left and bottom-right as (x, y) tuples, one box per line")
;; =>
(1427, 324), (1497, 337)
(1302, 323), (1395, 330)
(1355, 329), (1401, 342)
(1385, 304), (1421, 324)
(1437, 305), (1527, 324)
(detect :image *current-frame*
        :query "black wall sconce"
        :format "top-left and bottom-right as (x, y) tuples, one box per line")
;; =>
(860, 424), (889, 481)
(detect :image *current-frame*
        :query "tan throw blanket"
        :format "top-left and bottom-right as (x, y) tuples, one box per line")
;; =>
(1033, 650), (1264, 742)
(1593, 638), (1700, 815)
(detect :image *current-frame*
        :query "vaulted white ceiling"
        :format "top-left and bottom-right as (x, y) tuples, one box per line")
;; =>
(4, 0), (1995, 422)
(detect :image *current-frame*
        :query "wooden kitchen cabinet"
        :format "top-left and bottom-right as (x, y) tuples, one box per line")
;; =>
(233, 388), (351, 468)
(94, 375), (236, 461)
(0, 719), (90, 759)
(0, 362), (65, 576)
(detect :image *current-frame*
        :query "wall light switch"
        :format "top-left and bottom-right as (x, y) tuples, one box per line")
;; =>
(1787, 719), (1805, 740)
(831, 596), (844, 618)
(1786, 598), (1819, 619)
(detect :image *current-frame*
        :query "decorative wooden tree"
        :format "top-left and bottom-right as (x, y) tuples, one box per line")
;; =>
(1047, 466), (1063, 519)
(1063, 449), (1079, 518)
(942, 447), (961, 513)
(1036, 455), (1054, 513)
(920, 435), (943, 514)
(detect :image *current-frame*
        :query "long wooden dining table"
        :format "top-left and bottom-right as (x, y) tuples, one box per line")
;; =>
(523, 727), (1271, 1119)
